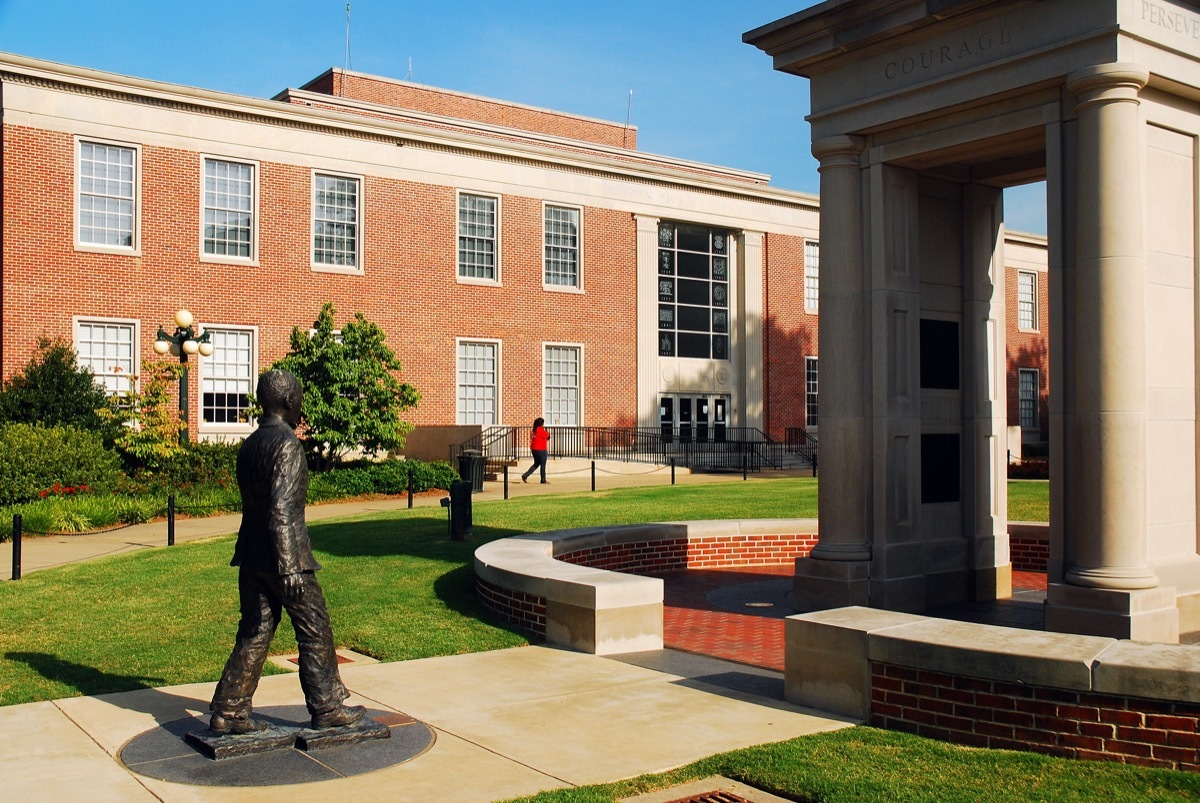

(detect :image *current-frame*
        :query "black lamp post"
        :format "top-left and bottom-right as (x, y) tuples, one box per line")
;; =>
(153, 309), (213, 445)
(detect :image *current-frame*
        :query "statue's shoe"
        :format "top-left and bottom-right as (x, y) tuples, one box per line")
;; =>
(311, 704), (366, 729)
(209, 713), (268, 735)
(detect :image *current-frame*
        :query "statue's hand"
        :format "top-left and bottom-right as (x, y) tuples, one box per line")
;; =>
(281, 572), (305, 598)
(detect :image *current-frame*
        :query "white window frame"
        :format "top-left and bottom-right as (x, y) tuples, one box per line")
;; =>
(456, 338), (502, 425)
(804, 241), (820, 313)
(543, 342), (583, 426)
(1019, 368), (1039, 430)
(72, 316), (139, 397)
(1017, 270), (1038, 331)
(542, 202), (583, 293)
(311, 170), (364, 275)
(198, 324), (258, 437)
(457, 191), (501, 285)
(75, 137), (141, 256)
(805, 356), (819, 429)
(200, 155), (259, 265)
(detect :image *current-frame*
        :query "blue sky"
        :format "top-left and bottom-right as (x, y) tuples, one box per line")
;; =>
(0, 0), (1045, 233)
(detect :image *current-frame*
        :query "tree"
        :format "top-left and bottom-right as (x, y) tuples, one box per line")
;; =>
(0, 336), (119, 440)
(96, 360), (186, 471)
(271, 303), (421, 470)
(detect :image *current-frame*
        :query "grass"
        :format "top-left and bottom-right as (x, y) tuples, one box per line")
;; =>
(503, 727), (1200, 802)
(1009, 479), (1050, 522)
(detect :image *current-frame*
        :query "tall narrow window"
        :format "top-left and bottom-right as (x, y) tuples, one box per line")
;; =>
(544, 344), (581, 426)
(458, 193), (498, 281)
(313, 173), (361, 270)
(73, 317), (137, 396)
(457, 340), (499, 424)
(805, 356), (819, 428)
(804, 241), (820, 313)
(1019, 368), (1039, 430)
(1017, 270), (1037, 330)
(203, 159), (255, 260)
(656, 222), (730, 360)
(544, 204), (580, 288)
(202, 327), (255, 428)
(78, 140), (137, 250)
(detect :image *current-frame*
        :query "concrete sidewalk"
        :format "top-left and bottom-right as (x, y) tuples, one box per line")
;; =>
(2, 460), (811, 579)
(2, 646), (852, 802)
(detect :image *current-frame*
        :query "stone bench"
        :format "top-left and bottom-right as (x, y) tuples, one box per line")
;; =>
(474, 520), (818, 655)
(787, 607), (1200, 771)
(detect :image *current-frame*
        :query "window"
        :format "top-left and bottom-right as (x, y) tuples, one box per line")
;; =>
(544, 204), (581, 289)
(544, 344), (581, 426)
(457, 340), (499, 424)
(1019, 368), (1039, 430)
(804, 241), (820, 313)
(312, 172), (361, 271)
(805, 357), (819, 428)
(73, 317), (137, 396)
(656, 222), (730, 360)
(458, 193), (499, 281)
(77, 140), (138, 251)
(201, 327), (255, 430)
(203, 158), (255, 261)
(1017, 270), (1037, 331)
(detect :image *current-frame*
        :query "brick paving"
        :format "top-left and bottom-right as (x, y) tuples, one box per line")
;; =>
(662, 566), (1050, 671)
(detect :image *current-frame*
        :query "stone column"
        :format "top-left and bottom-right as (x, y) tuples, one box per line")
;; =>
(795, 135), (870, 610)
(1063, 64), (1156, 591)
(1046, 64), (1178, 642)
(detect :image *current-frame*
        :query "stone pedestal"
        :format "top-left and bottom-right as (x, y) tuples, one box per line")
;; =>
(793, 556), (869, 612)
(1044, 583), (1180, 643)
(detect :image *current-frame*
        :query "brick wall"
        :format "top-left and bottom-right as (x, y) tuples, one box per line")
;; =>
(1005, 265), (1050, 443)
(871, 663), (1200, 771)
(1010, 535), (1049, 572)
(476, 577), (546, 634)
(763, 233), (817, 440)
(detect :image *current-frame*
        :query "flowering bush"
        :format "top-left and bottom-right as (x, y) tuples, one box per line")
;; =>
(0, 423), (122, 505)
(39, 482), (90, 499)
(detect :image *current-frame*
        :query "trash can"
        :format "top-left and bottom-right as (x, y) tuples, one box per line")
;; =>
(457, 449), (486, 492)
(440, 479), (474, 541)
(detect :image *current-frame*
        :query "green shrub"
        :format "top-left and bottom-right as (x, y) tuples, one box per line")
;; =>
(0, 424), (123, 506)
(321, 459), (456, 496)
(0, 337), (120, 441)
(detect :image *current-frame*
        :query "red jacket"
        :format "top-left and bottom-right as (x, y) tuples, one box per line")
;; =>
(530, 426), (550, 451)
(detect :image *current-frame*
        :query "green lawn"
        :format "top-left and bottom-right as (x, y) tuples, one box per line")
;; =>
(1009, 479), (1050, 522)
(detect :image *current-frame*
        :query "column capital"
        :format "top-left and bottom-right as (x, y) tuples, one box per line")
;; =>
(1067, 63), (1149, 108)
(812, 135), (865, 169)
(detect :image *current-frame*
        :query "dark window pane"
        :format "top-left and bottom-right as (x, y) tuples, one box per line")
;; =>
(658, 278), (675, 302)
(659, 304), (676, 329)
(658, 250), (674, 275)
(712, 257), (727, 281)
(678, 333), (710, 359)
(658, 331), (675, 357)
(712, 232), (728, 255)
(921, 433), (960, 503)
(677, 225), (709, 252)
(678, 279), (708, 305)
(678, 306), (710, 332)
(712, 283), (728, 308)
(658, 223), (674, 248)
(713, 335), (729, 360)
(677, 251), (709, 278)
(713, 310), (728, 333)
(920, 319), (960, 389)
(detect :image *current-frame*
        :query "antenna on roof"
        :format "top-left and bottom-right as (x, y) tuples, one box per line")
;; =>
(623, 89), (634, 148)
(343, 3), (352, 90)
(408, 57), (413, 81)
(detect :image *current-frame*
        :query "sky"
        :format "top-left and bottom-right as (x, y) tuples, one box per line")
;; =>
(0, 0), (1046, 233)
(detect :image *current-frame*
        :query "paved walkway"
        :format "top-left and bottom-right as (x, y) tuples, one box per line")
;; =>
(2, 463), (850, 801)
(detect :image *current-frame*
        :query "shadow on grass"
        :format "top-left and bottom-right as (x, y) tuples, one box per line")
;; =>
(6, 651), (164, 699)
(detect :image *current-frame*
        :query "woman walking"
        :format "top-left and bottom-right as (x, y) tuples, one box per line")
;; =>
(522, 417), (550, 484)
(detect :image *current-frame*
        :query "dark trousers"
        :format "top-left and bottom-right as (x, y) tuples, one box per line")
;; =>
(522, 449), (548, 482)
(211, 569), (348, 718)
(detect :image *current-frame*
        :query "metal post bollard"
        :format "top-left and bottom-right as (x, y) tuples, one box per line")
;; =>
(168, 494), (176, 546)
(813, 451), (818, 478)
(742, 451), (748, 481)
(11, 514), (22, 581)
(441, 480), (473, 541)
(408, 468), (415, 509)
(670, 457), (676, 485)
(591, 460), (596, 492)
(504, 465), (509, 500)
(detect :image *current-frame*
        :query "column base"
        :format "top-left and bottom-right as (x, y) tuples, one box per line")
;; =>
(1044, 582), (1179, 643)
(975, 564), (1013, 603)
(793, 557), (869, 612)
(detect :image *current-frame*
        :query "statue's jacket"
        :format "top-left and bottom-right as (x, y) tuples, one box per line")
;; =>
(232, 415), (322, 576)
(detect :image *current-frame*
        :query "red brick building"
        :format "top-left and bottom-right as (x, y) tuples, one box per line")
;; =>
(0, 54), (1046, 455)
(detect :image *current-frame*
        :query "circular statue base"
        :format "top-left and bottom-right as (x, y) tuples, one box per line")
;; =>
(120, 706), (434, 787)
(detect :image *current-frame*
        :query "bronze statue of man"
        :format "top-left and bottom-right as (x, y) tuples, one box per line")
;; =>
(209, 369), (364, 734)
